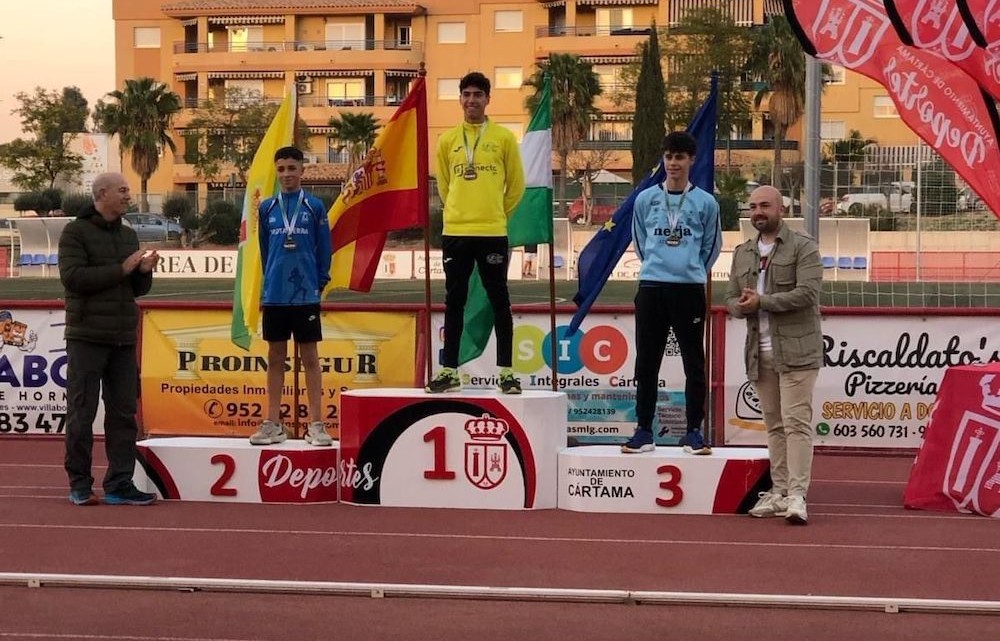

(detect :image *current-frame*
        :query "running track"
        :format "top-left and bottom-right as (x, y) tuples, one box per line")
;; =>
(0, 439), (997, 641)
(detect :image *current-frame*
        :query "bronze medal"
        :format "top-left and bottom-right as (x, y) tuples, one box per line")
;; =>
(283, 234), (296, 250)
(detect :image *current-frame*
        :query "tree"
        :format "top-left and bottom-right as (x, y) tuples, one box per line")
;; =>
(182, 88), (312, 186)
(0, 87), (89, 190)
(661, 8), (754, 158)
(567, 147), (616, 225)
(328, 111), (380, 177)
(917, 158), (958, 217)
(631, 26), (666, 185)
(98, 78), (182, 212)
(524, 54), (602, 216)
(746, 15), (806, 191)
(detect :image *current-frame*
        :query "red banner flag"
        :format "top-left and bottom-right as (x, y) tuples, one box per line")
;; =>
(784, 0), (1000, 220)
(960, 0), (1000, 50)
(324, 76), (429, 293)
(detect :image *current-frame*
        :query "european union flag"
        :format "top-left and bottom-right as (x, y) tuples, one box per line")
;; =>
(567, 74), (718, 335)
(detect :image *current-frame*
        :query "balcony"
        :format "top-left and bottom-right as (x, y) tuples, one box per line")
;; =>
(534, 26), (653, 38)
(576, 138), (800, 151)
(298, 95), (408, 108)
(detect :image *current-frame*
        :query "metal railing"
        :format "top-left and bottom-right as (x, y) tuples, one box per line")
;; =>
(298, 95), (406, 108)
(534, 25), (653, 38)
(173, 40), (421, 54)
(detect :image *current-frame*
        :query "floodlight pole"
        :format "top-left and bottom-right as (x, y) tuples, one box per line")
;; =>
(803, 55), (822, 240)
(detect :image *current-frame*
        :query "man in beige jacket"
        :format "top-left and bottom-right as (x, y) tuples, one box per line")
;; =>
(725, 185), (824, 524)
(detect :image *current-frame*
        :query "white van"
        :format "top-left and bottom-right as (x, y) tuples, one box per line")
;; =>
(837, 182), (913, 215)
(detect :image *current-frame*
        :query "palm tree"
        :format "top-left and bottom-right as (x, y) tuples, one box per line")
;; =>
(524, 53), (602, 216)
(328, 112), (380, 177)
(746, 15), (806, 192)
(98, 78), (182, 212)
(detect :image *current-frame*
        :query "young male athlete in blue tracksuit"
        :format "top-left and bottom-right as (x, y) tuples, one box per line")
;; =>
(622, 131), (721, 455)
(250, 146), (334, 447)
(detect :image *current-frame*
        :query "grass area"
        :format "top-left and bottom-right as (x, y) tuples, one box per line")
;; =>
(4, 277), (1000, 308)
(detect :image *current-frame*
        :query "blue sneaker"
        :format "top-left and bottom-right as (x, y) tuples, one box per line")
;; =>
(621, 428), (655, 454)
(104, 484), (157, 506)
(681, 429), (712, 455)
(69, 490), (99, 506)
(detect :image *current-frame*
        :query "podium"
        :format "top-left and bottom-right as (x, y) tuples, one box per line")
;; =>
(339, 389), (567, 509)
(558, 446), (770, 514)
(134, 437), (339, 504)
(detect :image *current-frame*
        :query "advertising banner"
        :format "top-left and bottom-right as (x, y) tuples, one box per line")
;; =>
(140, 309), (418, 437)
(0, 308), (105, 437)
(723, 315), (1000, 448)
(432, 312), (689, 445)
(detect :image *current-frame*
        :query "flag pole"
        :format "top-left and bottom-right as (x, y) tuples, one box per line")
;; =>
(293, 343), (302, 438)
(548, 241), (558, 392)
(419, 63), (433, 386)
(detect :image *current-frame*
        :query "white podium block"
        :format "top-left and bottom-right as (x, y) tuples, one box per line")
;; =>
(558, 446), (770, 514)
(134, 437), (339, 504)
(340, 389), (567, 509)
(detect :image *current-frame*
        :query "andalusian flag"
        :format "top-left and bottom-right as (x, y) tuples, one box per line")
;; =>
(230, 89), (296, 350)
(458, 76), (553, 364)
(325, 77), (428, 292)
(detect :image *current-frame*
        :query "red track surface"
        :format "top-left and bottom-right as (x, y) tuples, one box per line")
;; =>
(1, 438), (997, 640)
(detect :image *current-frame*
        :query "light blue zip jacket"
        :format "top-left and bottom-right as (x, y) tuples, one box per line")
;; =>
(631, 184), (721, 284)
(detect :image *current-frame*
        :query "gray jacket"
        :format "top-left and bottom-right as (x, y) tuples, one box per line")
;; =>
(725, 222), (823, 380)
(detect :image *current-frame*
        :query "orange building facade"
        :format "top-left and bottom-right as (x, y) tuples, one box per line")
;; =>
(111, 0), (919, 200)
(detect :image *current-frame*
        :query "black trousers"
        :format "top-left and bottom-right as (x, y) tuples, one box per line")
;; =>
(440, 235), (513, 368)
(633, 284), (707, 433)
(64, 340), (140, 494)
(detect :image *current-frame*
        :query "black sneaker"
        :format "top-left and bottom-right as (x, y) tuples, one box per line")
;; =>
(498, 372), (522, 394)
(104, 484), (157, 506)
(426, 369), (461, 393)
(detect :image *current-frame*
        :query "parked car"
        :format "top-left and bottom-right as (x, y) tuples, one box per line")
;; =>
(123, 213), (183, 242)
(569, 196), (618, 225)
(738, 181), (798, 211)
(837, 181), (913, 215)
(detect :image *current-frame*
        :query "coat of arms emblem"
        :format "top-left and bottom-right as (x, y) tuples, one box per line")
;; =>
(464, 413), (509, 490)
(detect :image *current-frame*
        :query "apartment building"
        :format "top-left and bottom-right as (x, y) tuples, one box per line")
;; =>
(111, 0), (918, 200)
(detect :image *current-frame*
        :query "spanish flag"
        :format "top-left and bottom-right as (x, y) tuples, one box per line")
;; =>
(230, 89), (297, 350)
(325, 76), (428, 292)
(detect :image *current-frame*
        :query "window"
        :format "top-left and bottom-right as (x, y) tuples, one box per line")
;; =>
(496, 122), (523, 141)
(596, 8), (633, 34)
(397, 25), (411, 47)
(820, 120), (846, 140)
(873, 96), (899, 118)
(224, 79), (263, 108)
(326, 80), (365, 106)
(227, 26), (263, 52)
(134, 27), (161, 48)
(438, 78), (460, 100)
(438, 22), (466, 44)
(495, 67), (522, 90)
(386, 78), (411, 105)
(495, 10), (523, 33)
(590, 120), (632, 141)
(825, 64), (847, 85)
(594, 65), (623, 91)
(326, 22), (365, 50)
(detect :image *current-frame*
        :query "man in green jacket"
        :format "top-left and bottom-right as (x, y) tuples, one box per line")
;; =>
(725, 185), (823, 524)
(58, 172), (159, 506)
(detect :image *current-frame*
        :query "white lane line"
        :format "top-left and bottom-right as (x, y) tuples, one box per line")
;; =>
(813, 479), (907, 485)
(0, 522), (995, 553)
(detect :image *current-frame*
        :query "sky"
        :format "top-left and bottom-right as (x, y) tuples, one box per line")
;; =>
(1, 0), (115, 142)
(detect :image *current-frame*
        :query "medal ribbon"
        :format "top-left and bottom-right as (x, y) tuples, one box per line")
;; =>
(462, 122), (487, 173)
(663, 181), (692, 238)
(277, 190), (305, 239)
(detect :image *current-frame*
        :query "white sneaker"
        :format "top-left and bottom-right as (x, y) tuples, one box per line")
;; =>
(249, 420), (287, 445)
(784, 495), (808, 525)
(748, 491), (787, 518)
(304, 421), (333, 447)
